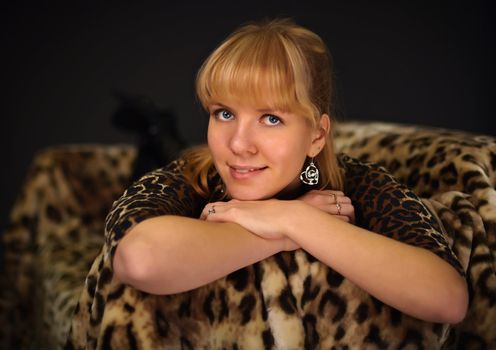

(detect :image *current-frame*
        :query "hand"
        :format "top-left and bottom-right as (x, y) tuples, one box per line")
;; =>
(298, 190), (355, 223)
(200, 199), (299, 248)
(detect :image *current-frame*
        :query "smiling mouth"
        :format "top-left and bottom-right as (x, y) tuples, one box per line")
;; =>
(228, 165), (268, 178)
(231, 166), (268, 173)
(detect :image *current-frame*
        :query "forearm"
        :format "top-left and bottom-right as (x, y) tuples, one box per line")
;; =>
(284, 201), (468, 323)
(114, 215), (282, 295)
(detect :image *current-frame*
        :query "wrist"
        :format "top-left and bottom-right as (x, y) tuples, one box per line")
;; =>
(280, 200), (310, 241)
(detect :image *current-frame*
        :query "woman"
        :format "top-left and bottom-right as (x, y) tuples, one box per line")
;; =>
(67, 18), (467, 348)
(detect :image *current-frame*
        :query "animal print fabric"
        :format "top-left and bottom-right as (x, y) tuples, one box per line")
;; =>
(0, 144), (136, 349)
(66, 154), (465, 349)
(334, 121), (496, 349)
(1, 121), (495, 349)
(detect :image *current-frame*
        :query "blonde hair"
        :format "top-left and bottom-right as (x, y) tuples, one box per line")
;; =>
(183, 18), (343, 197)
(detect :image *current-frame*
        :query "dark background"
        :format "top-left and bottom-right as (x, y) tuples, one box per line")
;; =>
(0, 0), (494, 237)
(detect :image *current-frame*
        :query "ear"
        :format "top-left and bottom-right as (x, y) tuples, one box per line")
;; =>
(308, 114), (331, 157)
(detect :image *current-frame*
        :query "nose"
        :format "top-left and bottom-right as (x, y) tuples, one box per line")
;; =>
(229, 123), (257, 156)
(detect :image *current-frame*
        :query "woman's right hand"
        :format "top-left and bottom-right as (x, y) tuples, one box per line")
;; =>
(200, 199), (301, 252)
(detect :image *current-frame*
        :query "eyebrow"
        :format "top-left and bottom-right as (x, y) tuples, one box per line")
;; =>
(256, 108), (277, 113)
(209, 102), (278, 114)
(210, 102), (232, 110)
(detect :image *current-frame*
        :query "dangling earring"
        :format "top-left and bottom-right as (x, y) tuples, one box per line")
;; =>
(300, 158), (319, 185)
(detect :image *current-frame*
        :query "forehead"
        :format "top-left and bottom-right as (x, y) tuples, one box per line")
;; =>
(206, 88), (301, 114)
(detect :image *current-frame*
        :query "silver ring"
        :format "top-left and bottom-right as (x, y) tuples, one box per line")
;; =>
(208, 206), (216, 215)
(336, 203), (342, 215)
(330, 193), (337, 203)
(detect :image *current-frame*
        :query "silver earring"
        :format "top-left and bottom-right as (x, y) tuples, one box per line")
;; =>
(300, 158), (319, 185)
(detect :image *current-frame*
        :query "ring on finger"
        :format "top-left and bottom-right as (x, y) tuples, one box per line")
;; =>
(335, 203), (342, 215)
(208, 206), (216, 215)
(330, 193), (337, 204)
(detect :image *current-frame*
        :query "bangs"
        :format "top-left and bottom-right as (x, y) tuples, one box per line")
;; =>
(197, 28), (314, 119)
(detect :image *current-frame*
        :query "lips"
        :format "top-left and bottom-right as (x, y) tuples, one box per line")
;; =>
(228, 164), (268, 179)
(231, 166), (266, 172)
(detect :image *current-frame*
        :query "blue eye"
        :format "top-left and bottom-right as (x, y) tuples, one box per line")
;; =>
(214, 109), (234, 121)
(263, 115), (281, 125)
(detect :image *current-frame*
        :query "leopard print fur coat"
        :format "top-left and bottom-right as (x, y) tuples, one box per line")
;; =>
(1, 122), (495, 349)
(65, 152), (466, 349)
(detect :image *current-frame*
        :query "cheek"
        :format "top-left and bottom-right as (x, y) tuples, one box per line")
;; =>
(207, 122), (215, 146)
(207, 125), (223, 156)
(265, 137), (309, 169)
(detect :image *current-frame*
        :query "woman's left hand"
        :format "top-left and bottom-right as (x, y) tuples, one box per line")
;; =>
(200, 190), (355, 241)
(298, 190), (355, 223)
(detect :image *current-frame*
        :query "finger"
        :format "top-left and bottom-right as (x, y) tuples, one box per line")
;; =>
(326, 190), (344, 197)
(335, 196), (352, 204)
(332, 206), (355, 224)
(204, 203), (236, 223)
(333, 215), (351, 223)
(331, 202), (355, 216)
(322, 191), (341, 204)
(200, 206), (212, 220)
(200, 202), (225, 220)
(328, 192), (351, 203)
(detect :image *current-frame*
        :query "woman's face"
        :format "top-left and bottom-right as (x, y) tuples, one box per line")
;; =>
(207, 100), (325, 200)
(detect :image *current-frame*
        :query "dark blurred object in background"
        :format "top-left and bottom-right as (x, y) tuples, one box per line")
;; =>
(111, 93), (188, 181)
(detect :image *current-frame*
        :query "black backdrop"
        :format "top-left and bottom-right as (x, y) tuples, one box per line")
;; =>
(1, 1), (494, 236)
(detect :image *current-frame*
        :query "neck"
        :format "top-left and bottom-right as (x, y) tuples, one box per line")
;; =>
(275, 183), (308, 200)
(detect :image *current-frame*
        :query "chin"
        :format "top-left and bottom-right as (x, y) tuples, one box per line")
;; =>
(227, 188), (274, 201)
